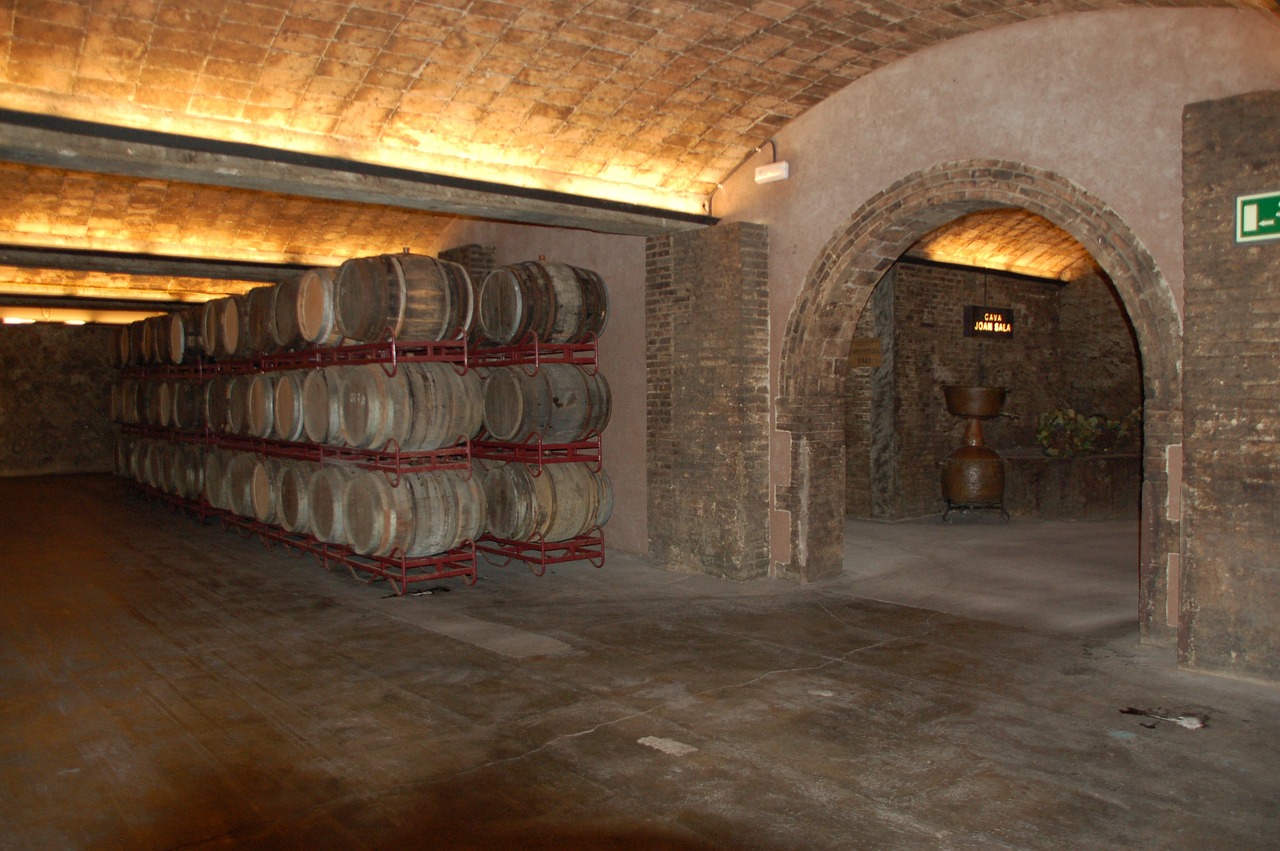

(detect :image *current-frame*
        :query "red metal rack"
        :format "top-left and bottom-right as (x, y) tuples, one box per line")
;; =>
(127, 480), (477, 594)
(469, 331), (600, 374)
(118, 327), (609, 581)
(476, 529), (605, 577)
(472, 430), (603, 474)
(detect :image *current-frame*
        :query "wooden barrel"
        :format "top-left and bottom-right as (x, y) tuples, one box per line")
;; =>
(306, 464), (361, 544)
(202, 449), (231, 509)
(171, 442), (204, 500)
(272, 370), (307, 442)
(216, 294), (252, 358)
(477, 260), (608, 345)
(249, 456), (283, 523)
(200, 299), (223, 358)
(245, 372), (277, 439)
(170, 380), (205, 431)
(270, 276), (304, 350)
(204, 375), (230, 433)
(483, 462), (609, 542)
(224, 451), (259, 517)
(165, 309), (202, 365)
(109, 325), (129, 368)
(334, 253), (473, 343)
(301, 366), (348, 445)
(126, 320), (147, 365)
(245, 285), (278, 354)
(343, 468), (485, 557)
(139, 315), (164, 364)
(296, 267), (344, 348)
(482, 364), (611, 443)
(225, 374), (251, 435)
(336, 362), (482, 451)
(155, 381), (174, 428)
(136, 379), (163, 426)
(277, 459), (319, 534)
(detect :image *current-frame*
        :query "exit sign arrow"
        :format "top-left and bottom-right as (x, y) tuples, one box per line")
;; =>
(1237, 191), (1280, 243)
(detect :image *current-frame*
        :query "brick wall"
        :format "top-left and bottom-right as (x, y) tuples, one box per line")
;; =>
(0, 324), (116, 476)
(1181, 91), (1280, 681)
(647, 223), (771, 579)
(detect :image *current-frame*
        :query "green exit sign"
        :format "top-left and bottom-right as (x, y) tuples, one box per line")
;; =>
(1237, 191), (1280, 243)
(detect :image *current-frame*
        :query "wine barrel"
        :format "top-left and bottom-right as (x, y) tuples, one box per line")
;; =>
(166, 308), (203, 365)
(481, 364), (611, 443)
(203, 448), (231, 509)
(225, 374), (251, 435)
(204, 375), (230, 433)
(245, 285), (278, 354)
(245, 372), (277, 439)
(307, 464), (361, 544)
(270, 276), (303, 350)
(483, 462), (610, 542)
(200, 299), (223, 358)
(216, 294), (252, 358)
(137, 379), (165, 426)
(334, 253), (473, 343)
(224, 451), (260, 517)
(476, 260), (608, 345)
(343, 468), (485, 557)
(337, 361), (483, 451)
(296, 267), (344, 348)
(139, 315), (165, 365)
(301, 366), (348, 445)
(272, 370), (307, 442)
(112, 435), (131, 477)
(171, 442), (204, 500)
(127, 320), (148, 366)
(155, 381), (174, 428)
(277, 459), (319, 534)
(109, 325), (128, 368)
(249, 456), (283, 523)
(170, 380), (205, 431)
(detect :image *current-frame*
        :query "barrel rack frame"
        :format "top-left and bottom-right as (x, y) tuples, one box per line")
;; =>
(115, 330), (607, 593)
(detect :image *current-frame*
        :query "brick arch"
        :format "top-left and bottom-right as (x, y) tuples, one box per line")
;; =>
(776, 160), (1180, 631)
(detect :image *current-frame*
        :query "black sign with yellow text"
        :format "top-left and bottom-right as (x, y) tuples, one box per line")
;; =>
(963, 305), (1014, 338)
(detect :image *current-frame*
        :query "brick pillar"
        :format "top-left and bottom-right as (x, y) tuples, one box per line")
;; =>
(646, 223), (771, 579)
(1181, 90), (1280, 681)
(439, 243), (497, 288)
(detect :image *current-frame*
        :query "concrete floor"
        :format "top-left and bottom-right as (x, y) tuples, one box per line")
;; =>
(3, 475), (1279, 850)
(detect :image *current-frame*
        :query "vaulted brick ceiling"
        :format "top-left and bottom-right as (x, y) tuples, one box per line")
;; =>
(0, 0), (1273, 307)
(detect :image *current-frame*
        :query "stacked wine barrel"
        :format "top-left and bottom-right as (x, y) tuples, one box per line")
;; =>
(111, 253), (615, 573)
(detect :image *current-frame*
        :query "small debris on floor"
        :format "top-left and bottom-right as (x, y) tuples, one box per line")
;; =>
(383, 586), (452, 598)
(1120, 707), (1209, 730)
(638, 736), (699, 756)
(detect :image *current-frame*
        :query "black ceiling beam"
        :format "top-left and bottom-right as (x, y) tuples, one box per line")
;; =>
(0, 244), (314, 284)
(0, 108), (717, 236)
(0, 293), (186, 312)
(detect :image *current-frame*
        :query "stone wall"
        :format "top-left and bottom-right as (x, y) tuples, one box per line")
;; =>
(647, 223), (771, 579)
(0, 324), (116, 476)
(1181, 90), (1280, 681)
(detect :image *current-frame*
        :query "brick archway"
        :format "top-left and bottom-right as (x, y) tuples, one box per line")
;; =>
(776, 160), (1181, 634)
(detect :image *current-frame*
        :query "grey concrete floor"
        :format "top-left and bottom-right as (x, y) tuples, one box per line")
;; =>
(3, 474), (1279, 850)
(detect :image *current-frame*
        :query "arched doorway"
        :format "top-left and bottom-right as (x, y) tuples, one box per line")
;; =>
(774, 160), (1181, 637)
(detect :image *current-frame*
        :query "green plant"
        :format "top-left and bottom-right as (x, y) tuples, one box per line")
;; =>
(1036, 407), (1141, 457)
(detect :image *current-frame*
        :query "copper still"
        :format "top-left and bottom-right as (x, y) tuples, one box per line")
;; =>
(941, 385), (1009, 522)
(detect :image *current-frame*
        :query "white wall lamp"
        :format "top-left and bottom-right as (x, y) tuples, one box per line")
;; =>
(707, 138), (789, 215)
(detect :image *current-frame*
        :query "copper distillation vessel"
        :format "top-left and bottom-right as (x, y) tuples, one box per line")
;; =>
(941, 384), (1009, 522)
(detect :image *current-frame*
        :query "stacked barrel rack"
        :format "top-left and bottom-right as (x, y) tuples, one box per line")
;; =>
(109, 252), (613, 595)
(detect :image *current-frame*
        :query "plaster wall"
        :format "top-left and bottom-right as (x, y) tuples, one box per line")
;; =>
(715, 6), (1280, 559)
(433, 220), (647, 555)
